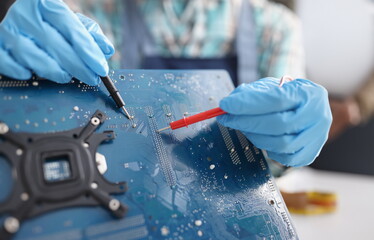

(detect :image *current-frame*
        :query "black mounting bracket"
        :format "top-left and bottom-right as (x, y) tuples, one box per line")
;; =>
(0, 110), (128, 239)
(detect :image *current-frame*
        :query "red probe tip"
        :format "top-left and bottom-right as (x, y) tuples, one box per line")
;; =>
(157, 107), (226, 132)
(157, 126), (171, 133)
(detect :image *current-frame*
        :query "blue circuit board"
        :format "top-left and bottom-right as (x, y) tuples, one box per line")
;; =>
(0, 70), (297, 240)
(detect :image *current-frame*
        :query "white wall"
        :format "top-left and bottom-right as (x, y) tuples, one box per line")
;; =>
(296, 0), (374, 96)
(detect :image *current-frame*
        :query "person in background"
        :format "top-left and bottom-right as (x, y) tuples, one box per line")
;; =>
(0, 0), (331, 168)
(328, 72), (374, 140)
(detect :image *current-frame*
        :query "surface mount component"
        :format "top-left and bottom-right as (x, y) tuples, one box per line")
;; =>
(0, 111), (127, 240)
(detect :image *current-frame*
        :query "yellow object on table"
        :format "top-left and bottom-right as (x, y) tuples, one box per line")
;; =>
(281, 191), (337, 215)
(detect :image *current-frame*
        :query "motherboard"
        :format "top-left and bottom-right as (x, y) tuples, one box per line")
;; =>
(0, 70), (297, 240)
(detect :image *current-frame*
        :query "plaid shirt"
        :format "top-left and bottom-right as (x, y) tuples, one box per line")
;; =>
(65, 0), (305, 78)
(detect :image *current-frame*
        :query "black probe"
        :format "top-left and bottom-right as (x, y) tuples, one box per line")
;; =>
(100, 76), (132, 119)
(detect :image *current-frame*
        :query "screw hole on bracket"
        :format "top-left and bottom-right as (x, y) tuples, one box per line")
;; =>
(73, 134), (78, 139)
(27, 138), (33, 143)
(91, 117), (100, 126)
(268, 199), (275, 205)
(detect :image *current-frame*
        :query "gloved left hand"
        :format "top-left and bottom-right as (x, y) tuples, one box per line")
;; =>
(217, 78), (332, 167)
(0, 0), (114, 85)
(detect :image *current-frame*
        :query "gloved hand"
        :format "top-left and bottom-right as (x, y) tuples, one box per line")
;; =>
(217, 78), (332, 167)
(0, 0), (114, 85)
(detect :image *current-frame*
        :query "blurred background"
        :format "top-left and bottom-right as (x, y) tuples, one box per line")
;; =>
(276, 0), (374, 239)
(296, 0), (374, 175)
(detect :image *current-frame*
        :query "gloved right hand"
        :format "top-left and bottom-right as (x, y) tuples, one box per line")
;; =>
(0, 0), (114, 86)
(217, 78), (332, 167)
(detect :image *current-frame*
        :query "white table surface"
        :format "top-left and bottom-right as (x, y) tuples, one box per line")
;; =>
(276, 167), (374, 240)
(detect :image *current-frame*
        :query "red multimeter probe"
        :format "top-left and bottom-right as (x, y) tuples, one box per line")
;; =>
(157, 76), (293, 133)
(157, 107), (226, 132)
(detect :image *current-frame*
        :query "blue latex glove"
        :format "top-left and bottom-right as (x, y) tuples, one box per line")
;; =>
(217, 78), (332, 167)
(0, 0), (114, 85)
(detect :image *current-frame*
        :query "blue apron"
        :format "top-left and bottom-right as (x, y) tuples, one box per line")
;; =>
(120, 0), (258, 86)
